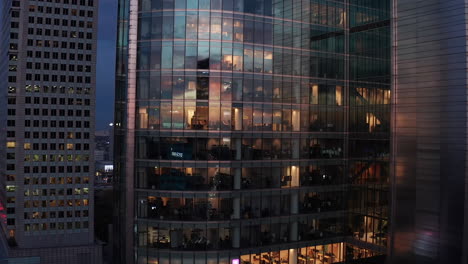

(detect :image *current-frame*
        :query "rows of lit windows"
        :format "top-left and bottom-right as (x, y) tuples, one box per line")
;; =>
(22, 144), (88, 153)
(24, 210), (89, 219)
(24, 199), (89, 207)
(25, 96), (91, 105)
(23, 120), (91, 128)
(136, 105), (387, 133)
(24, 177), (90, 186)
(138, 0), (346, 29)
(137, 43), (343, 78)
(6, 142), (91, 151)
(137, 12), (344, 49)
(29, 6), (94, 17)
(27, 31), (93, 41)
(24, 177), (89, 185)
(28, 7), (93, 17)
(23, 143), (90, 151)
(23, 131), (90, 139)
(24, 221), (89, 232)
(135, 242), (371, 264)
(28, 26), (93, 38)
(137, 217), (343, 250)
(137, 104), (344, 132)
(23, 165), (90, 173)
(135, 165), (345, 191)
(24, 85), (92, 94)
(31, 0), (94, 7)
(138, 191), (343, 221)
(240, 243), (345, 264)
(136, 76), (352, 104)
(6, 176), (90, 184)
(22, 155), (90, 163)
(136, 137), (345, 161)
(26, 62), (92, 72)
(25, 73), (92, 83)
(25, 108), (91, 117)
(26, 50), (93, 61)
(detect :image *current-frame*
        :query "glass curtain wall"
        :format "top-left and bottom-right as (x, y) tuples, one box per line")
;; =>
(114, 0), (390, 263)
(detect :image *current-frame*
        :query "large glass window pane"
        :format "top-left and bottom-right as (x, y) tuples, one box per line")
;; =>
(198, 13), (210, 39)
(209, 77), (220, 100)
(162, 15), (174, 39)
(161, 103), (172, 129)
(254, 21), (264, 44)
(199, 0), (210, 9)
(254, 48), (263, 73)
(210, 45), (221, 70)
(222, 0), (233, 11)
(233, 49), (243, 71)
(185, 45), (197, 69)
(161, 46), (173, 69)
(172, 102), (184, 129)
(149, 102), (160, 129)
(137, 76), (149, 99)
(210, 16), (222, 40)
(232, 78), (242, 101)
(193, 103), (208, 130)
(222, 18), (233, 41)
(175, 0), (186, 9)
(140, 0), (151, 11)
(139, 17), (151, 40)
(243, 104), (252, 130)
(138, 46), (150, 70)
(173, 77), (185, 100)
(185, 77), (196, 99)
(187, 0), (198, 9)
(197, 76), (209, 99)
(173, 46), (185, 69)
(221, 78), (232, 101)
(222, 48), (233, 70)
(209, 102), (220, 130)
(186, 15), (198, 39)
(150, 45), (161, 70)
(151, 16), (162, 39)
(211, 0), (221, 10)
(233, 20), (243, 41)
(198, 45), (210, 69)
(221, 103), (231, 130)
(149, 76), (161, 99)
(243, 20), (254, 43)
(244, 48), (253, 72)
(185, 102), (196, 129)
(174, 16), (186, 39)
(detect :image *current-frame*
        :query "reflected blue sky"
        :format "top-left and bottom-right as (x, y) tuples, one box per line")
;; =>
(96, 0), (118, 130)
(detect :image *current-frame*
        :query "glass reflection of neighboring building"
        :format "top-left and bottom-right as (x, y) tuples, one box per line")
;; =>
(114, 0), (390, 263)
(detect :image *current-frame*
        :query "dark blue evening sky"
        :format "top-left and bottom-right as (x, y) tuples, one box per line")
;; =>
(96, 0), (118, 130)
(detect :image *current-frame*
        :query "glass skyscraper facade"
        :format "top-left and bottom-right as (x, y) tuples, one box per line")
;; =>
(114, 0), (390, 263)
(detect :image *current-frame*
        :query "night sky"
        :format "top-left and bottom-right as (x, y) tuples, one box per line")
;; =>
(96, 0), (118, 130)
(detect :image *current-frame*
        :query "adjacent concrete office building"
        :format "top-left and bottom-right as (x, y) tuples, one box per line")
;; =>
(391, 0), (468, 263)
(114, 0), (391, 263)
(0, 0), (102, 263)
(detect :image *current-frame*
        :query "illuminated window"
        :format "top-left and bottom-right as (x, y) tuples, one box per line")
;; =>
(7, 142), (16, 148)
(24, 143), (31, 150)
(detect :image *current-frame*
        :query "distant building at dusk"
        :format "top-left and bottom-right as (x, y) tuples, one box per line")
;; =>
(0, 0), (102, 263)
(114, 0), (390, 263)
